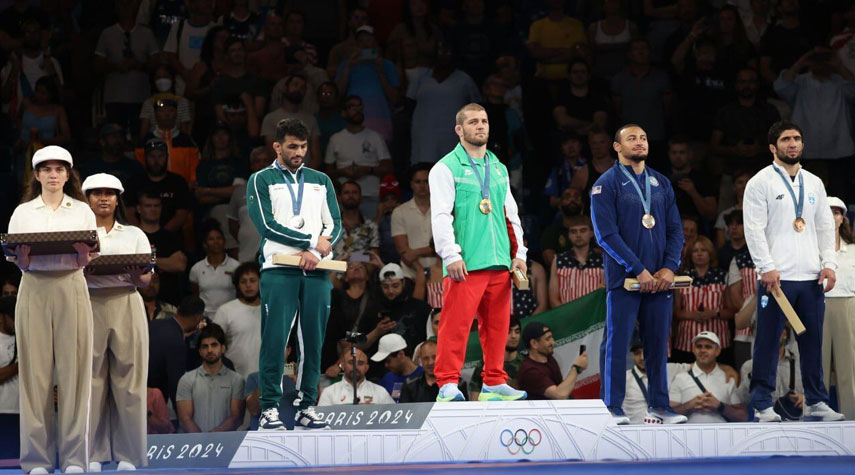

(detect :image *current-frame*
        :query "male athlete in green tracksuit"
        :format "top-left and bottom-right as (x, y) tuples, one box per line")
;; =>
(247, 118), (342, 430)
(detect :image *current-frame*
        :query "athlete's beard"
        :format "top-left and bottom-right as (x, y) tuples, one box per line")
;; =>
(463, 130), (488, 147)
(625, 152), (647, 163)
(505, 345), (517, 352)
(776, 148), (802, 165)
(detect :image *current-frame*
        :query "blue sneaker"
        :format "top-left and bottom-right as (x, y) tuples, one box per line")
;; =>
(478, 383), (527, 401)
(436, 383), (466, 402)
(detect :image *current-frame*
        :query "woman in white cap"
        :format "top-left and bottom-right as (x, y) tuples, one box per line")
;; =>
(81, 173), (152, 472)
(822, 197), (855, 420)
(7, 145), (97, 474)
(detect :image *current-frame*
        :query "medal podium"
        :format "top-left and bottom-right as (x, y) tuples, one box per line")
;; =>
(143, 400), (855, 470)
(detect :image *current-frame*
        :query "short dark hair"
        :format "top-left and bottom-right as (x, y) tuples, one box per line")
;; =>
(200, 219), (224, 240)
(317, 81), (338, 95)
(768, 120), (803, 146)
(341, 94), (363, 109)
(232, 261), (260, 289)
(284, 73), (306, 89)
(284, 8), (305, 23)
(509, 315), (520, 331)
(409, 162), (432, 182)
(614, 123), (643, 142)
(725, 209), (744, 225)
(732, 168), (753, 182)
(137, 187), (162, 203)
(178, 296), (206, 317)
(199, 322), (226, 346)
(274, 118), (310, 144)
(627, 37), (650, 50)
(341, 180), (362, 194)
(568, 58), (589, 73)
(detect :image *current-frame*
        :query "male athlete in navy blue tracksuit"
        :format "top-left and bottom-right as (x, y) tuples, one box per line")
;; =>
(590, 125), (687, 425)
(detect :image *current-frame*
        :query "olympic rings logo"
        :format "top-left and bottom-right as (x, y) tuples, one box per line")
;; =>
(499, 428), (542, 455)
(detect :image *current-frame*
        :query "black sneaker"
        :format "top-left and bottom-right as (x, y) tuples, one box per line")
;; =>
(295, 407), (330, 430)
(259, 407), (286, 431)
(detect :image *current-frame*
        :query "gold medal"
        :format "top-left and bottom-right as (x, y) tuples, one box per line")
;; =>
(793, 217), (806, 233)
(479, 198), (493, 214)
(642, 213), (656, 229)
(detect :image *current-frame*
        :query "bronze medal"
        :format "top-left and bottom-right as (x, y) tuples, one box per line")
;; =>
(479, 198), (493, 215)
(793, 217), (806, 233)
(642, 213), (656, 229)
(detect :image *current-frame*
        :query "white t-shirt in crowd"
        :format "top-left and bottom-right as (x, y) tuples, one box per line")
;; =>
(227, 183), (261, 264)
(163, 19), (217, 94)
(0, 331), (18, 414)
(212, 298), (261, 378)
(669, 364), (737, 424)
(324, 127), (390, 198)
(189, 256), (240, 316)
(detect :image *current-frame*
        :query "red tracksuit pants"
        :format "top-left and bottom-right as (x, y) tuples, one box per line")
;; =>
(435, 269), (511, 387)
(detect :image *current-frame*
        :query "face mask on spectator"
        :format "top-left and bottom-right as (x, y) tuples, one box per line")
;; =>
(155, 78), (173, 92)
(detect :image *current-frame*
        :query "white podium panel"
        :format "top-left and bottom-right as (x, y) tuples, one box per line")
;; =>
(145, 400), (855, 469)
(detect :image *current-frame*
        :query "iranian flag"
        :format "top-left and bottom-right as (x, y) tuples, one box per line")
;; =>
(462, 288), (607, 399)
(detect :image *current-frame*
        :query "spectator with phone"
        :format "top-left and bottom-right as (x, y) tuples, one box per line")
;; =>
(773, 47), (855, 199)
(333, 181), (381, 269)
(517, 322), (589, 401)
(359, 263), (429, 355)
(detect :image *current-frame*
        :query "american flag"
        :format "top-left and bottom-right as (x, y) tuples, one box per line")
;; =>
(427, 281), (443, 309)
(674, 267), (731, 352)
(735, 248), (758, 338)
(557, 250), (605, 304)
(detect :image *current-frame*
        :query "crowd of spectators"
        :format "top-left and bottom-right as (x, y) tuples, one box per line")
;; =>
(1, 0), (855, 439)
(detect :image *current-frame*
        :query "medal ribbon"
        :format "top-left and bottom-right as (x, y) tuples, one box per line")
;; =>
(465, 153), (490, 202)
(275, 161), (305, 218)
(619, 165), (652, 217)
(772, 166), (804, 222)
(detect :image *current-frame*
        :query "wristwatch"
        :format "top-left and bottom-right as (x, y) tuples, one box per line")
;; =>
(572, 364), (584, 374)
(717, 402), (725, 413)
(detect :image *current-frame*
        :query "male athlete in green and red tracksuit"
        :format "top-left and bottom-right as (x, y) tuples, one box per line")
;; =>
(247, 118), (342, 430)
(428, 103), (528, 402)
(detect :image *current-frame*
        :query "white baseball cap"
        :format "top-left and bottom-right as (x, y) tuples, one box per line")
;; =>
(828, 196), (847, 212)
(32, 145), (73, 168)
(82, 173), (124, 194)
(370, 333), (407, 362)
(379, 263), (404, 282)
(692, 331), (721, 347)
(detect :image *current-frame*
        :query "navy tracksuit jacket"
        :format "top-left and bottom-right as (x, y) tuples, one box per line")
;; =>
(591, 162), (684, 409)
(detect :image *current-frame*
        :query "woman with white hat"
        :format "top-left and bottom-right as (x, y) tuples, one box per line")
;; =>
(81, 173), (152, 472)
(822, 197), (855, 419)
(7, 146), (98, 474)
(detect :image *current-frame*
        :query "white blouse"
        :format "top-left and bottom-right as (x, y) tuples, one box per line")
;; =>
(7, 195), (97, 271)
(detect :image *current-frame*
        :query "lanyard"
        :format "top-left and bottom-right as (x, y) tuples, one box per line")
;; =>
(619, 165), (651, 216)
(772, 166), (804, 221)
(275, 161), (305, 216)
(465, 153), (490, 200)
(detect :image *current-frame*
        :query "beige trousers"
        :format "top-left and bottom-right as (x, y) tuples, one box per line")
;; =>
(88, 287), (149, 467)
(16, 270), (92, 473)
(822, 297), (855, 419)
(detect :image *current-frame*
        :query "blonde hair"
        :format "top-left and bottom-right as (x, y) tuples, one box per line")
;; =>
(455, 103), (486, 126)
(682, 235), (718, 270)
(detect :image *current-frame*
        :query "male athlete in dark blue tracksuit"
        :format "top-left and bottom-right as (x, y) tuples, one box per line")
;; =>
(590, 125), (685, 424)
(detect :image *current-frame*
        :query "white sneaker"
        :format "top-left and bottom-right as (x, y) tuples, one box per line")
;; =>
(88, 462), (102, 472)
(478, 383), (527, 401)
(64, 466), (85, 473)
(643, 407), (688, 424)
(436, 383), (465, 402)
(294, 407), (330, 430)
(28, 468), (49, 475)
(804, 402), (845, 422)
(117, 461), (137, 471)
(259, 407), (286, 430)
(608, 408), (631, 425)
(754, 406), (782, 422)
